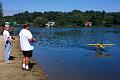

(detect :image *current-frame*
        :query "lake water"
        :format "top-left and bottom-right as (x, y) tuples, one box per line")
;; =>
(15, 27), (120, 80)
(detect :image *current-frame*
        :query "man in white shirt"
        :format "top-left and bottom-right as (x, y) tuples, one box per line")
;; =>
(19, 24), (36, 71)
(3, 25), (12, 64)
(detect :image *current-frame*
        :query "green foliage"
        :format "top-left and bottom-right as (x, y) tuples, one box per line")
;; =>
(3, 10), (120, 27)
(33, 17), (48, 27)
(0, 0), (3, 26)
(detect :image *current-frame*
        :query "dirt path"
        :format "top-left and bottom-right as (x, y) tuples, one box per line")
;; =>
(0, 36), (47, 80)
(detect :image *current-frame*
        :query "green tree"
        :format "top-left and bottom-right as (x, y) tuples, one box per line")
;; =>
(3, 9), (120, 27)
(33, 17), (48, 27)
(101, 13), (114, 26)
(0, 0), (3, 26)
(44, 11), (60, 21)
(113, 12), (120, 26)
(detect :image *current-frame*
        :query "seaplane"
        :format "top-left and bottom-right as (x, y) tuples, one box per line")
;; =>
(87, 43), (114, 54)
(87, 43), (114, 56)
(88, 43), (114, 48)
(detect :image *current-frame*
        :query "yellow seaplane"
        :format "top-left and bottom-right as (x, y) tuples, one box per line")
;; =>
(88, 43), (114, 48)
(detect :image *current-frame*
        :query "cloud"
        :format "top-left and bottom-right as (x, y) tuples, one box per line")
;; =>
(3, 10), (24, 16)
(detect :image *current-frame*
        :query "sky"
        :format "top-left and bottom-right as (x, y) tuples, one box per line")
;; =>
(1, 0), (120, 16)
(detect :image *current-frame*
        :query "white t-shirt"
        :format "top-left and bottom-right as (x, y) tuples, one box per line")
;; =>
(19, 29), (34, 51)
(3, 30), (11, 44)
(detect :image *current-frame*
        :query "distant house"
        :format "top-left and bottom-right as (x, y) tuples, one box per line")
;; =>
(5, 22), (10, 25)
(84, 22), (92, 26)
(46, 21), (55, 27)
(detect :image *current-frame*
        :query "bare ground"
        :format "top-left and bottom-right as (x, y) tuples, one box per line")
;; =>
(0, 36), (47, 80)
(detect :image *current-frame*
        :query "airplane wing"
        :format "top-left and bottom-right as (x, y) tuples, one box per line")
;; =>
(88, 44), (114, 46)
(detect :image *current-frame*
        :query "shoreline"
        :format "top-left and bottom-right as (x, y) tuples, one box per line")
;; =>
(0, 35), (47, 80)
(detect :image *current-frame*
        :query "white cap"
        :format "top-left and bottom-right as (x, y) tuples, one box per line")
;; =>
(5, 24), (10, 27)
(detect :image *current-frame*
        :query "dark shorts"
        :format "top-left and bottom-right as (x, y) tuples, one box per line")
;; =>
(22, 50), (33, 58)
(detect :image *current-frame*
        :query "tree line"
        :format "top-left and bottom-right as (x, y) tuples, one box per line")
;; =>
(1, 10), (120, 27)
(0, 1), (3, 26)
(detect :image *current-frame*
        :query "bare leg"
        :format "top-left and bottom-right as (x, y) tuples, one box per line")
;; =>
(22, 57), (26, 64)
(25, 57), (30, 69)
(26, 57), (30, 65)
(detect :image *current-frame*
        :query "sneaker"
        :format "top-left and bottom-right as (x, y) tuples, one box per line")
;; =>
(5, 60), (10, 64)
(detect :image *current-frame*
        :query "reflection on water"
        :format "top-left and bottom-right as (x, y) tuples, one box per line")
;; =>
(32, 28), (119, 51)
(19, 27), (120, 80)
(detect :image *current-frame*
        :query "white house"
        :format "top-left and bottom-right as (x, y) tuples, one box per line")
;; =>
(46, 21), (55, 27)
